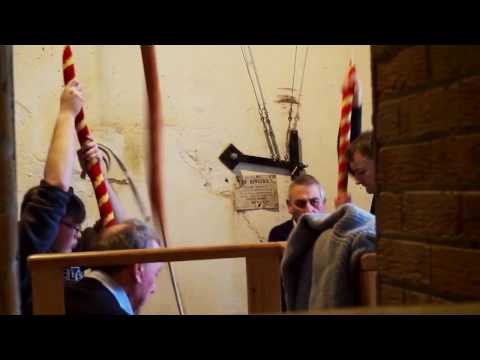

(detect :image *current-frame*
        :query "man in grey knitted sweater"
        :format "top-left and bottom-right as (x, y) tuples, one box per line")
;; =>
(281, 204), (376, 311)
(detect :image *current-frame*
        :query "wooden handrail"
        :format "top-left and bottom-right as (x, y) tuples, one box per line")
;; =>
(28, 242), (287, 315)
(295, 302), (480, 315)
(358, 255), (377, 306)
(28, 242), (286, 268)
(28, 242), (379, 315)
(359, 252), (377, 272)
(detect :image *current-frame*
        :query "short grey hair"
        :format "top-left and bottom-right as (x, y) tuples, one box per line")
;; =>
(91, 219), (161, 275)
(288, 174), (326, 203)
(93, 218), (161, 252)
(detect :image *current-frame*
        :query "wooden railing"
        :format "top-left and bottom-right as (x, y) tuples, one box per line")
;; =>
(28, 242), (286, 315)
(358, 253), (377, 306)
(303, 302), (480, 315)
(28, 242), (378, 315)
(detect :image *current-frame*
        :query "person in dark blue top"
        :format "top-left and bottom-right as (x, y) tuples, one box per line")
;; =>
(19, 79), (127, 314)
(268, 174), (327, 242)
(270, 71), (364, 311)
(268, 174), (327, 312)
(270, 71), (364, 243)
(19, 79), (87, 315)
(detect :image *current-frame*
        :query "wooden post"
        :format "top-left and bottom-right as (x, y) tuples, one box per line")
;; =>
(246, 253), (283, 314)
(0, 45), (20, 315)
(358, 253), (378, 306)
(30, 265), (65, 315)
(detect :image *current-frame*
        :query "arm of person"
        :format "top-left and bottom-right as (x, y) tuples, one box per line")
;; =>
(21, 79), (84, 252)
(78, 134), (129, 223)
(334, 191), (352, 209)
(19, 80), (84, 313)
(43, 80), (84, 191)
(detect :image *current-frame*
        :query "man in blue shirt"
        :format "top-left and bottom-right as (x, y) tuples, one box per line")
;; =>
(65, 219), (164, 315)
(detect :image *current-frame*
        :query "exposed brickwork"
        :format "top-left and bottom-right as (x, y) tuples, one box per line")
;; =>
(431, 246), (480, 299)
(429, 46), (480, 83)
(463, 192), (480, 246)
(403, 192), (459, 237)
(378, 238), (430, 286)
(376, 192), (402, 233)
(431, 135), (480, 190)
(379, 283), (404, 305)
(376, 99), (400, 141)
(404, 289), (432, 305)
(372, 45), (480, 305)
(378, 143), (431, 191)
(376, 76), (480, 144)
(375, 46), (428, 102)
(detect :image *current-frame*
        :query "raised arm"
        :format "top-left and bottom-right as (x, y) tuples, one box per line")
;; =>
(44, 79), (84, 191)
(78, 134), (129, 223)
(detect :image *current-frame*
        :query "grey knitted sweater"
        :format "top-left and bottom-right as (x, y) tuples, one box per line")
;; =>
(281, 204), (376, 311)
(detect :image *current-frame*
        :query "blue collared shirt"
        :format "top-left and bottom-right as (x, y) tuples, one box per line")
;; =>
(83, 269), (134, 315)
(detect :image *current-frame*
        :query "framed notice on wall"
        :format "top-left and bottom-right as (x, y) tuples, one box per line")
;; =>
(234, 175), (279, 211)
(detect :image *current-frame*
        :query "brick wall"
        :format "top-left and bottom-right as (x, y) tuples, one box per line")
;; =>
(372, 45), (480, 305)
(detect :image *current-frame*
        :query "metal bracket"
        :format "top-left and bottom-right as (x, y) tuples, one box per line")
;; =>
(219, 130), (307, 179)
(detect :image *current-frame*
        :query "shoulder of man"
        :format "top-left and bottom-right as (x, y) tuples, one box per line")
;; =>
(268, 220), (293, 242)
(65, 277), (128, 315)
(19, 181), (75, 255)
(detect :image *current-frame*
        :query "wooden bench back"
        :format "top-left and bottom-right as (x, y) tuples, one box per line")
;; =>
(28, 242), (377, 314)
(28, 242), (285, 315)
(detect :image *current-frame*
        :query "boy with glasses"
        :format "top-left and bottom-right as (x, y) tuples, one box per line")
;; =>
(18, 80), (126, 314)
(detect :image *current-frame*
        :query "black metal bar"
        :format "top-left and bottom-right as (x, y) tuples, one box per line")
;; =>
(219, 143), (307, 179)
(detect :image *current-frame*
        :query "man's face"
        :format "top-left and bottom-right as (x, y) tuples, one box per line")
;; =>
(132, 242), (165, 313)
(287, 184), (325, 221)
(52, 217), (82, 253)
(350, 151), (377, 194)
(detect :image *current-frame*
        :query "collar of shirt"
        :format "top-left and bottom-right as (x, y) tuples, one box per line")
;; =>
(84, 269), (134, 315)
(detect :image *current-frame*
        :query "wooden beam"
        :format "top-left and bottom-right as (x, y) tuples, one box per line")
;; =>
(296, 302), (480, 315)
(30, 266), (65, 315)
(246, 253), (283, 314)
(0, 45), (19, 315)
(28, 243), (286, 268)
(358, 253), (377, 306)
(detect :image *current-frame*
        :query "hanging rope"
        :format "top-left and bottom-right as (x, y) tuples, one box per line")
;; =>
(140, 45), (185, 315)
(285, 46), (310, 161)
(97, 143), (151, 223)
(285, 46), (298, 160)
(62, 45), (117, 228)
(337, 61), (356, 195)
(240, 46), (276, 160)
(292, 45), (310, 131)
(240, 45), (281, 161)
